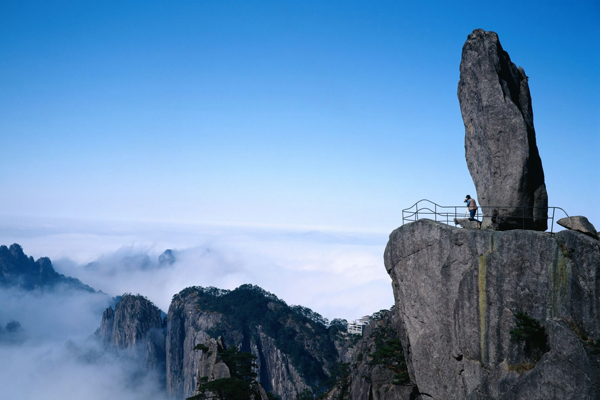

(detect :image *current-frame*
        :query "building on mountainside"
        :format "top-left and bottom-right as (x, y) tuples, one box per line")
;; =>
(347, 316), (370, 335)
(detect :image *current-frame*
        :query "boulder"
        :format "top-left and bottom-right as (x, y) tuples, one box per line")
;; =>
(557, 216), (598, 240)
(384, 219), (600, 399)
(458, 29), (548, 231)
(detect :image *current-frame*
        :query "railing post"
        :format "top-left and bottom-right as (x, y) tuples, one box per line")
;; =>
(551, 208), (556, 234)
(435, 204), (437, 222)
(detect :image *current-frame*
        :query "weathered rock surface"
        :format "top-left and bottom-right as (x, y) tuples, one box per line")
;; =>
(166, 290), (231, 398)
(454, 218), (482, 230)
(251, 327), (311, 397)
(458, 29), (548, 231)
(166, 285), (341, 400)
(557, 216), (599, 240)
(342, 311), (420, 400)
(385, 219), (600, 399)
(98, 294), (166, 374)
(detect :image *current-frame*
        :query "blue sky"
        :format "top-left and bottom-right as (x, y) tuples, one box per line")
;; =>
(1, 1), (598, 232)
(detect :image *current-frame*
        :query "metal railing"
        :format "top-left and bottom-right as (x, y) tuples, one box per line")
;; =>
(402, 199), (570, 234)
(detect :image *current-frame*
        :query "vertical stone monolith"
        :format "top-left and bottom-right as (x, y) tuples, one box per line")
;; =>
(458, 29), (548, 231)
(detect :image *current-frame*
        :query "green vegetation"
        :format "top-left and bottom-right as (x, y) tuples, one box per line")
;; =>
(187, 345), (260, 400)
(509, 311), (549, 363)
(295, 389), (315, 400)
(266, 392), (281, 400)
(370, 309), (391, 321)
(368, 325), (409, 385)
(193, 343), (209, 352)
(324, 363), (351, 400)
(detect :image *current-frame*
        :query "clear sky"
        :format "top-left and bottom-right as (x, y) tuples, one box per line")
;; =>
(1, 0), (598, 231)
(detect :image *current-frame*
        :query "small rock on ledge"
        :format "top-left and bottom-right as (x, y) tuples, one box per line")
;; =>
(557, 216), (599, 240)
(454, 217), (481, 229)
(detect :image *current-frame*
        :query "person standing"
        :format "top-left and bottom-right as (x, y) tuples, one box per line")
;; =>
(465, 195), (478, 221)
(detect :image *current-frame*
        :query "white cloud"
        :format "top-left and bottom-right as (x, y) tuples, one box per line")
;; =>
(1, 216), (395, 321)
(0, 285), (167, 400)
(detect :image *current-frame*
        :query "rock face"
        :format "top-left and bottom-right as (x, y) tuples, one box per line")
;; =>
(385, 219), (600, 399)
(454, 218), (482, 230)
(165, 290), (230, 398)
(458, 29), (548, 231)
(98, 294), (166, 374)
(557, 216), (599, 240)
(342, 311), (419, 400)
(165, 285), (342, 400)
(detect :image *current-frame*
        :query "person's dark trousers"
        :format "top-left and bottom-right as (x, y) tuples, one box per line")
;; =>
(469, 209), (476, 221)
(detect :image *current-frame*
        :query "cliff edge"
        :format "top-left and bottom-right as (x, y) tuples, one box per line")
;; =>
(384, 219), (600, 399)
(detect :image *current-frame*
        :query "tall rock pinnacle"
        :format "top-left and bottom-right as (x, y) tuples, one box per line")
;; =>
(458, 29), (548, 231)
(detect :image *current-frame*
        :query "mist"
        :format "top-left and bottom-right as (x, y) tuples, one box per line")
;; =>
(0, 285), (169, 400)
(0, 217), (394, 399)
(2, 216), (395, 321)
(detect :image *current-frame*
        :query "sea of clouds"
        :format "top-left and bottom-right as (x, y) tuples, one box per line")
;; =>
(0, 216), (394, 320)
(0, 284), (169, 400)
(0, 216), (394, 399)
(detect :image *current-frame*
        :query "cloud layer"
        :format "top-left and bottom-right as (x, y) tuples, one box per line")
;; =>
(0, 217), (394, 399)
(0, 285), (168, 400)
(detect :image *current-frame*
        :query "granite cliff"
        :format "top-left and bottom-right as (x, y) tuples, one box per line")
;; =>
(326, 310), (418, 400)
(97, 294), (166, 375)
(458, 29), (548, 231)
(384, 219), (600, 399)
(95, 284), (354, 400)
(166, 285), (345, 400)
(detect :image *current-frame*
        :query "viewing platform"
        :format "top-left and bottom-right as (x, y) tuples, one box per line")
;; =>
(402, 199), (571, 234)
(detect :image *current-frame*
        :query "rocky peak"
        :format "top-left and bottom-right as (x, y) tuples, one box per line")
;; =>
(0, 243), (95, 292)
(159, 249), (176, 266)
(0, 320), (26, 345)
(458, 29), (548, 231)
(98, 294), (166, 373)
(165, 285), (345, 400)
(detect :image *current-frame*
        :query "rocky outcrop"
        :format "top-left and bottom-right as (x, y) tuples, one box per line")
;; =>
(454, 218), (481, 230)
(342, 311), (419, 400)
(159, 249), (176, 266)
(557, 216), (599, 240)
(166, 290), (229, 398)
(385, 219), (600, 399)
(165, 285), (342, 400)
(98, 294), (166, 374)
(251, 327), (311, 397)
(0, 320), (26, 344)
(458, 29), (548, 231)
(0, 243), (96, 292)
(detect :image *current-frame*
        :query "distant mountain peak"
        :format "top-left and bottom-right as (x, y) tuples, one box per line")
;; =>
(0, 243), (96, 293)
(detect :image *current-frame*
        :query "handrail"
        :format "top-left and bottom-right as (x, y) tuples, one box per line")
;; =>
(402, 199), (570, 234)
